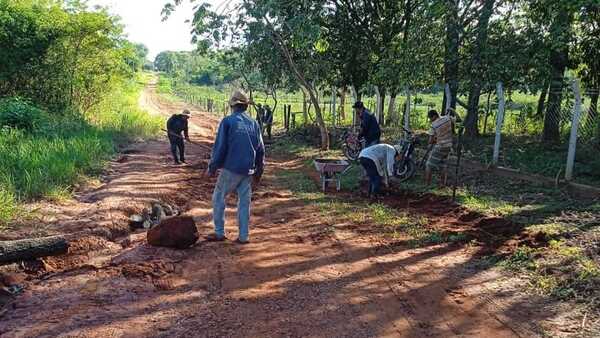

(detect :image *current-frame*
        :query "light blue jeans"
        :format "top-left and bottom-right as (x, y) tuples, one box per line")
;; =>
(212, 169), (252, 241)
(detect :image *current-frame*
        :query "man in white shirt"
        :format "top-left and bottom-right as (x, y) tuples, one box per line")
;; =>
(358, 143), (402, 198)
(425, 109), (454, 186)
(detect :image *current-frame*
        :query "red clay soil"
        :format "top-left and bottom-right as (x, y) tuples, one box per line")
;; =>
(0, 81), (575, 337)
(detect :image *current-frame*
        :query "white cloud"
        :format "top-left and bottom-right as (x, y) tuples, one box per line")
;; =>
(87, 0), (233, 60)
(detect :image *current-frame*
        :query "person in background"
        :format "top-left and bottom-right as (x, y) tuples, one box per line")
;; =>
(425, 109), (453, 187)
(358, 143), (402, 198)
(353, 101), (381, 147)
(166, 109), (191, 164)
(263, 104), (273, 140)
(205, 90), (265, 245)
(255, 103), (265, 132)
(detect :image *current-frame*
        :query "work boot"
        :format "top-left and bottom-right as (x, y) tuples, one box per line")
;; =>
(174, 160), (181, 165)
(234, 238), (250, 245)
(205, 233), (227, 242)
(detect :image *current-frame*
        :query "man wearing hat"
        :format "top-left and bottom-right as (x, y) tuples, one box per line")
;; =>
(358, 143), (402, 198)
(166, 109), (192, 164)
(353, 101), (381, 147)
(206, 90), (265, 244)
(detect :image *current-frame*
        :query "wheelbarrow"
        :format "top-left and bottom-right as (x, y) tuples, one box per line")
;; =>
(313, 159), (352, 192)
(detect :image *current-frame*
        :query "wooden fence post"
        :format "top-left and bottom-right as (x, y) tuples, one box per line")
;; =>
(492, 82), (505, 166)
(350, 85), (358, 129)
(374, 86), (381, 123)
(331, 86), (337, 129)
(404, 86), (411, 132)
(565, 79), (583, 181)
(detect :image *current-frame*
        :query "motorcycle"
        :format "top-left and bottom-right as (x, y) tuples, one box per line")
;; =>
(341, 129), (364, 161)
(393, 127), (419, 182)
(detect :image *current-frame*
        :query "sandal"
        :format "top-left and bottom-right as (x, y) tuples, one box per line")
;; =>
(205, 234), (227, 242)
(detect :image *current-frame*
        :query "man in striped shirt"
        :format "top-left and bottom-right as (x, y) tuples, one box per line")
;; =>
(425, 109), (454, 187)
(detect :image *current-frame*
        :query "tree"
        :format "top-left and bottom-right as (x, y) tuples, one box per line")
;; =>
(0, 0), (137, 112)
(166, 0), (332, 148)
(463, 0), (496, 137)
(527, 0), (594, 143)
(576, 2), (600, 140)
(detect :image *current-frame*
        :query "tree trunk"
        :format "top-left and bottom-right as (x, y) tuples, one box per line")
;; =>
(272, 88), (278, 113)
(0, 236), (69, 264)
(443, 0), (460, 111)
(543, 52), (568, 143)
(464, 0), (495, 138)
(537, 80), (549, 117)
(378, 87), (386, 125)
(543, 9), (571, 143)
(302, 90), (308, 126)
(387, 92), (397, 125)
(482, 91), (493, 134)
(266, 21), (329, 149)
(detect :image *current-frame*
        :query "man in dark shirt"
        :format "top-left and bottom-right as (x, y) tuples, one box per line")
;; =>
(255, 103), (265, 132)
(166, 109), (191, 164)
(354, 101), (381, 147)
(263, 104), (273, 140)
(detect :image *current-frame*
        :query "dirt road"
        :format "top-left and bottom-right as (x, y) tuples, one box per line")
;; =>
(0, 81), (558, 337)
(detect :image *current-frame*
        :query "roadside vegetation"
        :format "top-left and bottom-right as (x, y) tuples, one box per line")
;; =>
(0, 1), (161, 225)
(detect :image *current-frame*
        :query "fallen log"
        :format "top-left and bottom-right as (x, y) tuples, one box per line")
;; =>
(0, 236), (69, 265)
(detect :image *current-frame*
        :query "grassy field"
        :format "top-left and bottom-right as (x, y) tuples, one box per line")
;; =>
(0, 75), (163, 225)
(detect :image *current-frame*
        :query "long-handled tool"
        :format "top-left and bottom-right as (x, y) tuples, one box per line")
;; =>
(452, 124), (465, 202)
(419, 144), (434, 169)
(162, 128), (212, 150)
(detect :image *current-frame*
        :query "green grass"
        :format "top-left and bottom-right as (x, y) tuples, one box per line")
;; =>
(0, 75), (162, 226)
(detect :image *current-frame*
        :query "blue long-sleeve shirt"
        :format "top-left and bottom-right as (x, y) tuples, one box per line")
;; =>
(209, 109), (265, 176)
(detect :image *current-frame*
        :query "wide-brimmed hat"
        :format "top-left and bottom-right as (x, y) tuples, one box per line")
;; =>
(229, 90), (250, 106)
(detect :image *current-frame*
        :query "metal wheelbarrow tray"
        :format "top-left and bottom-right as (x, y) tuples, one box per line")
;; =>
(313, 159), (352, 192)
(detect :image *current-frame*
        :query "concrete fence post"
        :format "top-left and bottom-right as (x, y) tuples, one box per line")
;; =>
(492, 82), (505, 166)
(565, 79), (583, 181)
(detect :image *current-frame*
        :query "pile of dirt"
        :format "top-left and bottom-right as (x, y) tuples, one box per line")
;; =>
(147, 216), (199, 249)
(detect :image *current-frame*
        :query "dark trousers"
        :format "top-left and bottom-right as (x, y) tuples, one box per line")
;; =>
(264, 123), (272, 140)
(169, 136), (185, 162)
(359, 157), (382, 196)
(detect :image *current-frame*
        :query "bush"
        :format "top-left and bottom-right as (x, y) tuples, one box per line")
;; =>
(0, 97), (48, 131)
(0, 78), (162, 226)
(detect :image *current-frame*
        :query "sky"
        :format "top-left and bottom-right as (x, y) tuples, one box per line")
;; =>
(87, 0), (228, 60)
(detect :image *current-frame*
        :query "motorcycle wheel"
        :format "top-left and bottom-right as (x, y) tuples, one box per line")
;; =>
(394, 158), (416, 182)
(344, 145), (361, 161)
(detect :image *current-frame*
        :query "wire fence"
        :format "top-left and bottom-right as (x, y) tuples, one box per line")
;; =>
(169, 78), (599, 187)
